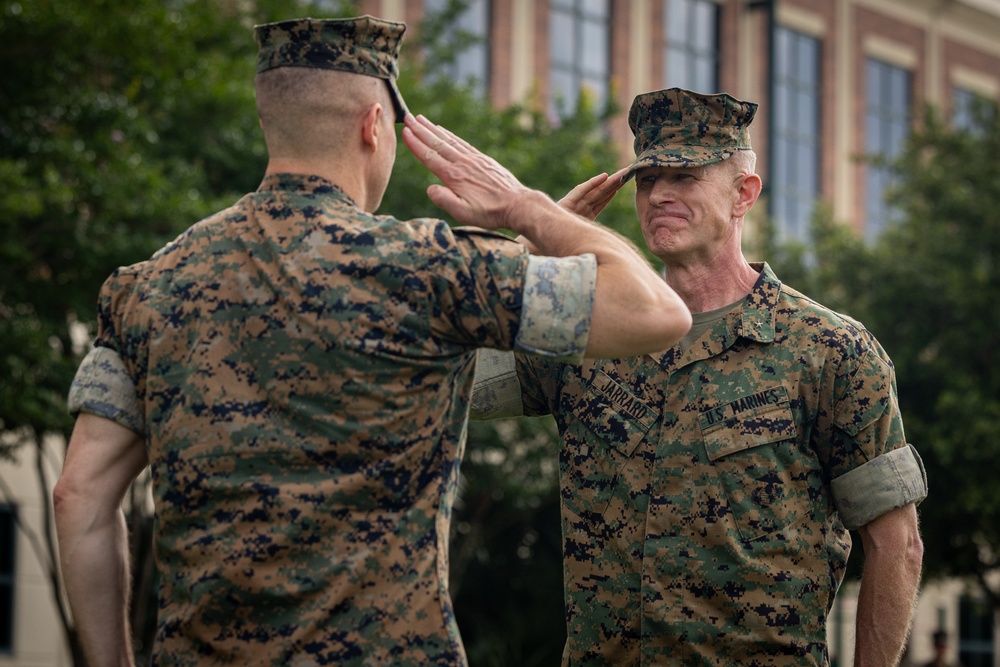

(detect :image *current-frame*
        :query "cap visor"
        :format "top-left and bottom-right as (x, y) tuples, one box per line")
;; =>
(387, 79), (408, 123)
(621, 148), (736, 183)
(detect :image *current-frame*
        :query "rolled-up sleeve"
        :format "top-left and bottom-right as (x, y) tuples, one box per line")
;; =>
(514, 253), (596, 364)
(831, 443), (927, 529)
(68, 346), (146, 435)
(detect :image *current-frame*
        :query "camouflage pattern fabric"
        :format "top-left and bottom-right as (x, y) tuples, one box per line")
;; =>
(254, 15), (409, 120)
(67, 346), (144, 434)
(84, 172), (595, 666)
(476, 263), (926, 666)
(622, 88), (758, 182)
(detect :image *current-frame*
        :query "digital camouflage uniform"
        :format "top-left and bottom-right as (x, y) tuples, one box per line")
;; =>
(68, 16), (597, 667)
(471, 89), (927, 666)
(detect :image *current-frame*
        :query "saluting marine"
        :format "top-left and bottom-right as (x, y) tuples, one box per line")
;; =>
(473, 88), (927, 666)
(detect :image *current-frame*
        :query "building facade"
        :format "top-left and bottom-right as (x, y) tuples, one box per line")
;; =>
(364, 0), (1000, 243)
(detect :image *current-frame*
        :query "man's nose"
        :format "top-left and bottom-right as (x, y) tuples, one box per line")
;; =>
(649, 177), (675, 204)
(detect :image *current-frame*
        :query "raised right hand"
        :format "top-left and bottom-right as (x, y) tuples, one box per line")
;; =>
(557, 166), (630, 220)
(402, 114), (530, 230)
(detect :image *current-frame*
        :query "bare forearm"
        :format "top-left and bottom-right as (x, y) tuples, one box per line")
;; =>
(57, 507), (136, 667)
(854, 506), (923, 667)
(55, 413), (146, 667)
(501, 189), (617, 256)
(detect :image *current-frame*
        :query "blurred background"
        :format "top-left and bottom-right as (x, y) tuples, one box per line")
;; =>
(1, 0), (998, 665)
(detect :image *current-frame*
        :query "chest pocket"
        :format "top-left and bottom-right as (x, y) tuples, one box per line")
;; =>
(560, 369), (656, 523)
(700, 386), (803, 541)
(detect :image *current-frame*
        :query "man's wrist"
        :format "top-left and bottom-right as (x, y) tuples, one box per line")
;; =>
(501, 189), (559, 240)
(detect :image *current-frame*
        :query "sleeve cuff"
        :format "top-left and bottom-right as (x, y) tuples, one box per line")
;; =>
(514, 253), (596, 365)
(67, 346), (146, 436)
(831, 444), (928, 529)
(470, 349), (524, 420)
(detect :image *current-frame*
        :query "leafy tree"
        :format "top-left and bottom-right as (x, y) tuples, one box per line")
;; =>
(766, 101), (1000, 609)
(876, 103), (1000, 607)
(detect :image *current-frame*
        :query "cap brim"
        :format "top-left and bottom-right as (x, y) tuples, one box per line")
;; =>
(620, 147), (735, 183)
(387, 78), (408, 123)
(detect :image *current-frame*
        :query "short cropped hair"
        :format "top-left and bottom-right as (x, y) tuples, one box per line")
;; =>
(255, 67), (391, 159)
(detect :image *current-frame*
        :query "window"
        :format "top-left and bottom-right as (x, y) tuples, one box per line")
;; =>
(771, 26), (821, 242)
(664, 0), (720, 92)
(959, 596), (995, 667)
(0, 505), (15, 652)
(424, 0), (491, 96)
(549, 0), (610, 118)
(953, 86), (996, 135)
(864, 58), (911, 240)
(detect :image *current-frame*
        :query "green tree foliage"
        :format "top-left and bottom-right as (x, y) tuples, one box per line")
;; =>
(878, 104), (1000, 607)
(0, 0), (269, 452)
(767, 102), (1000, 609)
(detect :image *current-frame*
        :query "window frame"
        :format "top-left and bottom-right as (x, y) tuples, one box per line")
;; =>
(771, 25), (822, 242)
(663, 0), (721, 93)
(548, 0), (611, 119)
(864, 57), (912, 240)
(423, 0), (493, 97)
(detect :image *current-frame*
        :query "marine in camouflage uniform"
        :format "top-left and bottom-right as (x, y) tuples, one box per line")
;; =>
(472, 89), (927, 665)
(57, 16), (607, 667)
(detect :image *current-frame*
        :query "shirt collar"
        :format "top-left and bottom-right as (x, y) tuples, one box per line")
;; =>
(256, 173), (357, 208)
(738, 262), (779, 344)
(650, 262), (780, 370)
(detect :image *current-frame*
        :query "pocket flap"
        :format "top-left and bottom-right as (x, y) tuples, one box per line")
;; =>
(700, 387), (796, 460)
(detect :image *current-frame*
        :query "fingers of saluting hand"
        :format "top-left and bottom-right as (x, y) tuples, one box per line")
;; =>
(558, 165), (629, 220)
(401, 115), (463, 214)
(403, 114), (470, 165)
(402, 114), (519, 226)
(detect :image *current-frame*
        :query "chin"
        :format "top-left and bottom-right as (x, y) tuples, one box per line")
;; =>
(644, 232), (681, 257)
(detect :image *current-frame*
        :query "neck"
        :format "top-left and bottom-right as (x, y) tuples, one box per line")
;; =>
(663, 251), (759, 314)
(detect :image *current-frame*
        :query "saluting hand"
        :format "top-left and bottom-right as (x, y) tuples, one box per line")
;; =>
(402, 114), (531, 230)
(557, 166), (629, 221)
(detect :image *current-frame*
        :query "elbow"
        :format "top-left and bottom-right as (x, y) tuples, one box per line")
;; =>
(52, 474), (90, 530)
(638, 293), (692, 352)
(673, 301), (693, 341)
(907, 528), (925, 575)
(896, 504), (925, 575)
(658, 293), (692, 347)
(857, 502), (924, 576)
(52, 476), (76, 523)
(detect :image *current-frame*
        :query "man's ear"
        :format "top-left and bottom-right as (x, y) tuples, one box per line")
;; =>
(361, 103), (384, 152)
(734, 173), (762, 217)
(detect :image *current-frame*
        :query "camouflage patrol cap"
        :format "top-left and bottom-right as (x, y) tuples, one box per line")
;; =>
(622, 88), (758, 182)
(254, 16), (409, 122)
